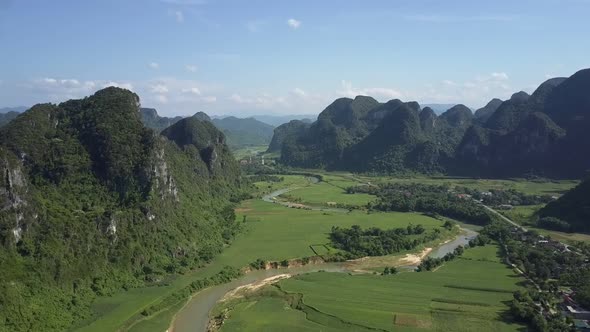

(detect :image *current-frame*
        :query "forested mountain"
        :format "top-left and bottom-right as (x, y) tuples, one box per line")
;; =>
(0, 111), (20, 127)
(455, 71), (588, 177)
(474, 98), (503, 124)
(0, 107), (28, 127)
(140, 107), (183, 132)
(250, 114), (316, 126)
(0, 87), (246, 331)
(275, 68), (590, 178)
(281, 96), (380, 168)
(266, 119), (310, 152)
(140, 109), (275, 149)
(422, 103), (468, 115)
(280, 95), (474, 173)
(212, 116), (275, 148)
(0, 106), (27, 114)
(540, 179), (590, 232)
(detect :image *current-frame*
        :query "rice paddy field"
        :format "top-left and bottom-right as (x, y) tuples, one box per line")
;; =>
(78, 175), (450, 332)
(219, 245), (526, 332)
(352, 174), (577, 196)
(77, 173), (580, 332)
(281, 181), (375, 206)
(501, 205), (590, 244)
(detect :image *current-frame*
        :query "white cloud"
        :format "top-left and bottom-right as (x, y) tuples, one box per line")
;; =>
(201, 96), (216, 103)
(230, 93), (246, 103)
(182, 87), (201, 95)
(103, 81), (134, 90)
(149, 62), (160, 69)
(154, 95), (168, 104)
(173, 10), (184, 23)
(185, 64), (198, 72)
(338, 81), (403, 100)
(151, 83), (169, 94)
(60, 79), (80, 86)
(292, 88), (306, 97)
(229, 93), (288, 109)
(43, 78), (57, 84)
(490, 72), (509, 80)
(287, 18), (301, 29)
(477, 72), (509, 82)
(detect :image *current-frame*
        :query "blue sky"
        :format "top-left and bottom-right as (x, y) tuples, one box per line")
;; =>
(1, 0), (589, 116)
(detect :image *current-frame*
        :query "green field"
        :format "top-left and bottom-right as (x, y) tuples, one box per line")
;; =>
(232, 145), (269, 159)
(354, 175), (577, 196)
(253, 174), (315, 195)
(76, 173), (575, 331)
(501, 205), (590, 244)
(283, 181), (375, 206)
(219, 245), (525, 332)
(78, 175), (450, 332)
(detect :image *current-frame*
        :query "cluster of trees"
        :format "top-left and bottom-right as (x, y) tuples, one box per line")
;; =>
(329, 224), (437, 259)
(417, 246), (465, 271)
(365, 183), (496, 225)
(537, 216), (571, 232)
(382, 266), (398, 275)
(540, 178), (590, 232)
(248, 174), (284, 183)
(477, 220), (590, 331)
(140, 266), (241, 317)
(510, 290), (575, 332)
(250, 258), (267, 270)
(457, 186), (554, 206)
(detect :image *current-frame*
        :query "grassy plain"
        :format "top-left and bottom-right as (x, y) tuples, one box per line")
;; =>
(78, 173), (576, 331)
(348, 174), (577, 196)
(253, 174), (314, 195)
(78, 175), (447, 332)
(231, 145), (269, 159)
(282, 181), (375, 206)
(219, 245), (526, 332)
(501, 205), (590, 244)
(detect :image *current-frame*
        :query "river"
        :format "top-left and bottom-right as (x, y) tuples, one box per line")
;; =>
(170, 179), (479, 332)
(171, 264), (346, 332)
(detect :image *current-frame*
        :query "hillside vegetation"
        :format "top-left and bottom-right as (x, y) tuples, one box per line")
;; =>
(0, 88), (246, 331)
(275, 68), (590, 178)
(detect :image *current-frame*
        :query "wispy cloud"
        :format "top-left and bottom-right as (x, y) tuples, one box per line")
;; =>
(149, 62), (160, 69)
(338, 81), (403, 100)
(287, 18), (301, 29)
(182, 87), (201, 95)
(174, 10), (184, 23)
(185, 64), (198, 72)
(246, 20), (266, 32)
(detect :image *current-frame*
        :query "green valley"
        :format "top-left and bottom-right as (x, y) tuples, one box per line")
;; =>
(4, 4), (590, 332)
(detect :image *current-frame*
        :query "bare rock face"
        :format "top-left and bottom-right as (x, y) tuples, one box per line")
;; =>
(150, 144), (179, 201)
(0, 153), (31, 245)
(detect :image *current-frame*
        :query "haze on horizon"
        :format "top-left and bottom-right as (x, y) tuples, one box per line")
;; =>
(1, 0), (589, 117)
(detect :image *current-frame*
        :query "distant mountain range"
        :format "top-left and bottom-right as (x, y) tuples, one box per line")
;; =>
(0, 111), (20, 127)
(421, 104), (472, 115)
(139, 109), (276, 149)
(0, 106), (28, 114)
(250, 114), (316, 126)
(276, 68), (590, 179)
